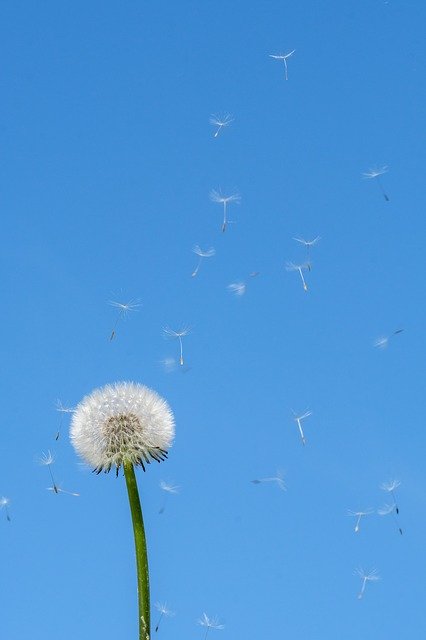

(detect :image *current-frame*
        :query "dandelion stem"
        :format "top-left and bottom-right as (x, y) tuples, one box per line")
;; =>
(124, 461), (150, 640)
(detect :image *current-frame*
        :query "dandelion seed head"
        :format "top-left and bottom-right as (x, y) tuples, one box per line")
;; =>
(55, 400), (75, 414)
(286, 261), (309, 272)
(209, 189), (241, 205)
(192, 246), (216, 258)
(155, 602), (175, 617)
(159, 357), (177, 373)
(381, 479), (401, 492)
(374, 336), (389, 349)
(163, 326), (191, 339)
(198, 613), (224, 630)
(362, 165), (388, 179)
(347, 508), (374, 517)
(378, 503), (396, 516)
(70, 382), (175, 474)
(227, 282), (246, 296)
(355, 567), (380, 581)
(269, 49), (296, 60)
(209, 113), (234, 127)
(160, 480), (180, 494)
(40, 450), (55, 466)
(0, 497), (10, 508)
(293, 236), (321, 247)
(109, 299), (142, 314)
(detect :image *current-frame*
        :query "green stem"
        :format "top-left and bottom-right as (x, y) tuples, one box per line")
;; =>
(124, 461), (150, 640)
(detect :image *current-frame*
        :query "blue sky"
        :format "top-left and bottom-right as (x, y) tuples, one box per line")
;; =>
(1, 1), (426, 638)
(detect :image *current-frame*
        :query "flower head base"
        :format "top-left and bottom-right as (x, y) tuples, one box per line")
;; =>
(70, 382), (175, 474)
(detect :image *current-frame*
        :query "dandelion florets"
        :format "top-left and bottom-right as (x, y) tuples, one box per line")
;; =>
(70, 382), (175, 474)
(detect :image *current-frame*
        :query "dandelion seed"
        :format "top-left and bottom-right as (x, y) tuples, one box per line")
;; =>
(154, 602), (175, 633)
(286, 261), (309, 291)
(378, 503), (403, 535)
(70, 382), (175, 640)
(374, 328), (403, 349)
(47, 485), (80, 497)
(347, 508), (374, 533)
(158, 480), (180, 514)
(108, 298), (141, 342)
(0, 497), (11, 522)
(362, 165), (390, 201)
(251, 469), (286, 491)
(354, 567), (380, 599)
(163, 326), (190, 366)
(198, 613), (224, 640)
(380, 478), (401, 514)
(292, 410), (312, 445)
(269, 49), (296, 80)
(209, 113), (233, 138)
(191, 245), (216, 277)
(55, 400), (75, 441)
(249, 271), (260, 278)
(293, 237), (320, 266)
(159, 357), (177, 373)
(227, 281), (246, 296)
(210, 189), (241, 233)
(40, 450), (59, 494)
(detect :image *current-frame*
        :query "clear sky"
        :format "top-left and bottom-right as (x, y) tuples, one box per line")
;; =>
(1, 1), (426, 638)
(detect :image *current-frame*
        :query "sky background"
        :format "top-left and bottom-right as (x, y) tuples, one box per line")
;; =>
(1, 1), (426, 638)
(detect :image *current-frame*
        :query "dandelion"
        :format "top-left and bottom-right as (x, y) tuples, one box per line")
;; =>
(374, 328), (403, 349)
(286, 261), (310, 291)
(210, 189), (241, 233)
(55, 400), (75, 441)
(378, 503), (403, 536)
(163, 326), (190, 366)
(198, 613), (224, 640)
(251, 469), (286, 491)
(269, 49), (296, 80)
(40, 450), (59, 494)
(158, 480), (180, 514)
(70, 382), (175, 640)
(210, 113), (233, 138)
(108, 298), (141, 342)
(347, 509), (374, 533)
(227, 281), (246, 296)
(191, 245), (216, 277)
(0, 497), (11, 522)
(354, 567), (380, 599)
(154, 602), (175, 633)
(362, 165), (390, 201)
(292, 410), (312, 445)
(380, 478), (401, 514)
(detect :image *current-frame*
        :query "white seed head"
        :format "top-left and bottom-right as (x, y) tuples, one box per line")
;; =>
(227, 282), (246, 296)
(381, 479), (401, 492)
(160, 480), (180, 494)
(70, 382), (175, 474)
(163, 325), (191, 339)
(198, 613), (224, 630)
(192, 245), (216, 258)
(362, 165), (388, 179)
(374, 336), (389, 349)
(378, 503), (396, 516)
(40, 450), (55, 466)
(155, 602), (175, 617)
(355, 567), (380, 581)
(209, 189), (241, 205)
(0, 497), (10, 508)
